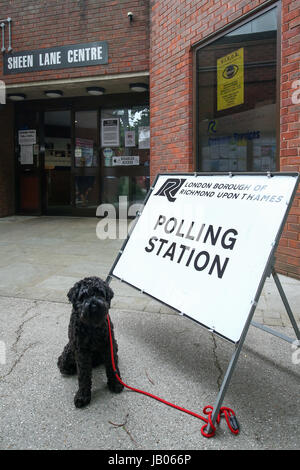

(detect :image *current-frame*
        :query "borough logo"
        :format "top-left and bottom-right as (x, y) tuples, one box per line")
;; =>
(154, 178), (186, 202)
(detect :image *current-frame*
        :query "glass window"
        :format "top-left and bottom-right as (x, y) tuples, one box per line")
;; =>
(196, 7), (278, 172)
(44, 111), (71, 212)
(101, 106), (150, 167)
(74, 110), (99, 209)
(101, 106), (150, 209)
(75, 110), (98, 168)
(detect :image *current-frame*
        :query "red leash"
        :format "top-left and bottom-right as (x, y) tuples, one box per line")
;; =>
(107, 315), (239, 438)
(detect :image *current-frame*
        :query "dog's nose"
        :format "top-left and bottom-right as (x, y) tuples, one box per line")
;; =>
(90, 300), (98, 311)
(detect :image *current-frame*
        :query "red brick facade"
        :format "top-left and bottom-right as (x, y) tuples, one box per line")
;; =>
(278, 0), (300, 278)
(150, 0), (300, 279)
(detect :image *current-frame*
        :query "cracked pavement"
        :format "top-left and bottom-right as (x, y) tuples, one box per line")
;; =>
(0, 216), (299, 450)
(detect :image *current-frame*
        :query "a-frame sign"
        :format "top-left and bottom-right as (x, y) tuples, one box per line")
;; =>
(107, 172), (300, 434)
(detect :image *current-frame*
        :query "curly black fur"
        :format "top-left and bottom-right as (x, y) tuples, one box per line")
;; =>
(57, 276), (123, 408)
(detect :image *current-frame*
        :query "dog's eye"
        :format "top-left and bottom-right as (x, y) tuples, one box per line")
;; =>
(95, 289), (105, 298)
(77, 288), (88, 301)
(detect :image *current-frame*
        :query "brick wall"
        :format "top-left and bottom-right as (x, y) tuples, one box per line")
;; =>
(0, 0), (149, 85)
(150, 0), (300, 279)
(150, 0), (269, 178)
(0, 103), (14, 217)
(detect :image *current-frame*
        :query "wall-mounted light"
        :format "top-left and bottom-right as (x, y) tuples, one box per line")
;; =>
(86, 86), (105, 96)
(44, 90), (63, 98)
(127, 12), (133, 23)
(129, 83), (149, 92)
(1, 17), (12, 52)
(7, 93), (26, 101)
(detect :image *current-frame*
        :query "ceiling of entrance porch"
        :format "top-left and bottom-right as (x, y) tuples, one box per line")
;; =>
(5, 72), (149, 101)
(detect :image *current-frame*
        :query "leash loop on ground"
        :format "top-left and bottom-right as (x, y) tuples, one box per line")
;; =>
(201, 405), (239, 437)
(107, 315), (239, 438)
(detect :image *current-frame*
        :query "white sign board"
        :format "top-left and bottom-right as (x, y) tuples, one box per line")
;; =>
(112, 155), (139, 166)
(112, 173), (299, 343)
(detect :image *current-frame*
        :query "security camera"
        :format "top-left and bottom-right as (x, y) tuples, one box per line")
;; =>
(127, 12), (133, 22)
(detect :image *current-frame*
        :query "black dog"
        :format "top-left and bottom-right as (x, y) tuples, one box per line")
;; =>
(57, 276), (123, 408)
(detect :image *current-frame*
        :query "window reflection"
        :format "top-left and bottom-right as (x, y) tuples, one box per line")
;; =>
(101, 107), (150, 167)
(101, 106), (150, 211)
(197, 8), (277, 172)
(75, 111), (98, 168)
(74, 110), (99, 208)
(102, 175), (150, 208)
(75, 175), (97, 207)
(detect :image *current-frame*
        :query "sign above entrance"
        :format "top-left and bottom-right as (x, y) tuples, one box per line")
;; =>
(3, 41), (108, 74)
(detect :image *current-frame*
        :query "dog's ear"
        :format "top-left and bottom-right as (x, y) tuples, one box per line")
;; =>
(67, 281), (81, 305)
(105, 282), (114, 306)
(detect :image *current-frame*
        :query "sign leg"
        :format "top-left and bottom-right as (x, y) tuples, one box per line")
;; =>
(204, 337), (245, 434)
(272, 269), (300, 341)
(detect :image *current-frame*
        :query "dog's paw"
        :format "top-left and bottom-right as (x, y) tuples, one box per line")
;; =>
(108, 379), (124, 394)
(58, 365), (77, 376)
(74, 390), (91, 408)
(57, 356), (77, 376)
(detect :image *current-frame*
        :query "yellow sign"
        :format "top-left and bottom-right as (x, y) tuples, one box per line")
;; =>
(217, 48), (244, 111)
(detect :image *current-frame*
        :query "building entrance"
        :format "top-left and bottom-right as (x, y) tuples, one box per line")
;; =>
(15, 99), (150, 217)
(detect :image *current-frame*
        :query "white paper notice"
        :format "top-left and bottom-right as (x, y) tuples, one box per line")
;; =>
(101, 118), (120, 147)
(125, 131), (136, 147)
(20, 145), (34, 164)
(18, 129), (36, 145)
(138, 126), (150, 149)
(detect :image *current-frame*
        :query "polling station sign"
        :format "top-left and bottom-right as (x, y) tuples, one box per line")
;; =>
(112, 173), (299, 343)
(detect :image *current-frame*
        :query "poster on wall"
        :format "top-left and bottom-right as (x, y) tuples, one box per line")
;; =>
(20, 145), (34, 164)
(75, 138), (94, 167)
(111, 172), (299, 343)
(217, 48), (244, 111)
(18, 129), (36, 145)
(125, 130), (136, 147)
(101, 118), (120, 147)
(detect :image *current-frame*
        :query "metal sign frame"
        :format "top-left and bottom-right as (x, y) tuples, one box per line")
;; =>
(106, 171), (300, 434)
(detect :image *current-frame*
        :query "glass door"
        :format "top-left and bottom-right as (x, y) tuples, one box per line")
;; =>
(101, 106), (150, 216)
(15, 108), (42, 215)
(44, 110), (72, 215)
(72, 110), (100, 214)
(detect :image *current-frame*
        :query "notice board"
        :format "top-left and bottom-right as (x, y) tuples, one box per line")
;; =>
(112, 173), (299, 343)
(217, 48), (244, 111)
